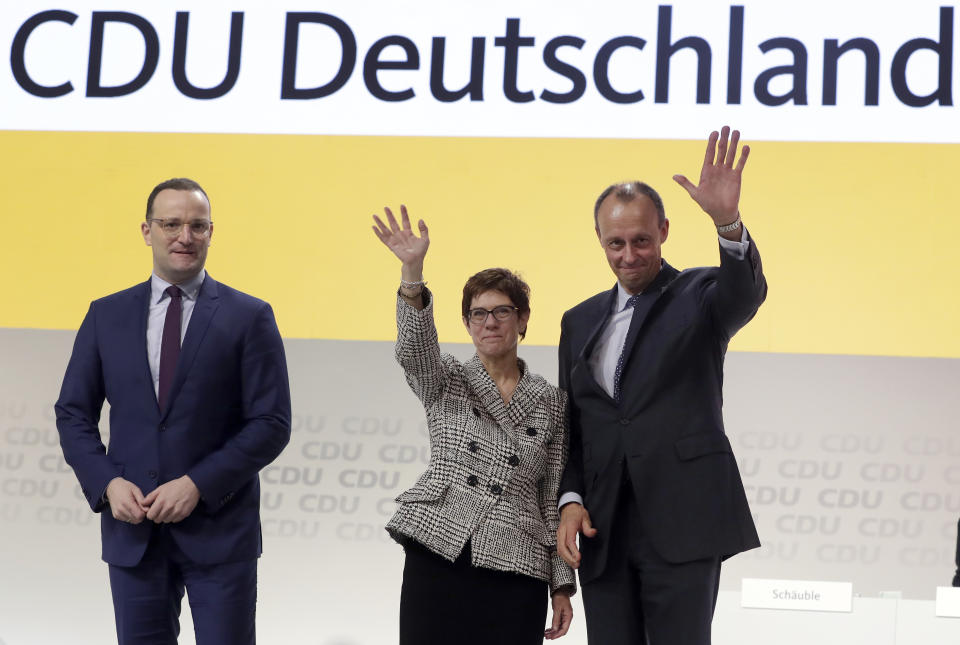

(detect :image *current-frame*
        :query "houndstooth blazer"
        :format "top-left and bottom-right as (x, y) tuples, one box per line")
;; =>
(386, 289), (576, 595)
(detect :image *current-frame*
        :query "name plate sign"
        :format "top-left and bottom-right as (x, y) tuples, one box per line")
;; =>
(935, 587), (960, 618)
(741, 578), (853, 612)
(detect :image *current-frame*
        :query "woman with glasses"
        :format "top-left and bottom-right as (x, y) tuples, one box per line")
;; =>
(372, 205), (575, 644)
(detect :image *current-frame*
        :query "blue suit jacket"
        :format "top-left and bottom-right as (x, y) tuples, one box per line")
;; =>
(55, 275), (291, 567)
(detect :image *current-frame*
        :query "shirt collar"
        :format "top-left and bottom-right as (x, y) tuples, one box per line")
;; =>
(150, 269), (206, 304)
(614, 283), (634, 312)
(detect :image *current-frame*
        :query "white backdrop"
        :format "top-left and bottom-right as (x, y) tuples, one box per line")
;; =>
(1, 330), (958, 643)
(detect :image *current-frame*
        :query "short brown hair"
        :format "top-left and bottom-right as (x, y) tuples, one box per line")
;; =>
(594, 181), (666, 227)
(461, 268), (531, 339)
(145, 178), (210, 219)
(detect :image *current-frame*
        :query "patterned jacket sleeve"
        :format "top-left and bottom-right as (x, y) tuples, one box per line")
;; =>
(539, 388), (577, 595)
(395, 288), (450, 408)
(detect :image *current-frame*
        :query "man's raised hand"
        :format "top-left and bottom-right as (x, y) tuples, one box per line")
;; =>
(673, 126), (749, 227)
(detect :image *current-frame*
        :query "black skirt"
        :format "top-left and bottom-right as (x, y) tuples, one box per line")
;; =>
(399, 539), (549, 645)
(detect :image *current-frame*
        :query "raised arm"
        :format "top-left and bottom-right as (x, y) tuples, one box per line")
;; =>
(372, 204), (430, 308)
(373, 205), (452, 407)
(675, 127), (767, 336)
(672, 125), (750, 242)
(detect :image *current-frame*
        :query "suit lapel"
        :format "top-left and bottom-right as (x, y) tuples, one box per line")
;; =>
(504, 359), (548, 432)
(464, 356), (516, 445)
(570, 286), (618, 402)
(617, 262), (679, 382)
(135, 279), (160, 413)
(464, 356), (549, 445)
(578, 286), (618, 365)
(160, 275), (220, 421)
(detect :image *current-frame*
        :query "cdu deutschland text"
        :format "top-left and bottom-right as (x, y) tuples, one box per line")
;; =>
(9, 6), (956, 107)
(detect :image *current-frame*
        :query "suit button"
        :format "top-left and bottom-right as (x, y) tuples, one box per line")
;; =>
(508, 455), (520, 467)
(159, 424), (166, 432)
(148, 470), (158, 479)
(472, 407), (481, 417)
(526, 427), (537, 436)
(468, 441), (479, 453)
(489, 483), (503, 495)
(620, 418), (630, 426)
(467, 475), (479, 486)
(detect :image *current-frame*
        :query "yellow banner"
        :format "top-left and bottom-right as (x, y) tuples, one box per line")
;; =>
(2, 130), (956, 357)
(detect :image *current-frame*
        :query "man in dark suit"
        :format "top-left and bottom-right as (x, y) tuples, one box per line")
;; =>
(55, 178), (291, 644)
(556, 127), (765, 644)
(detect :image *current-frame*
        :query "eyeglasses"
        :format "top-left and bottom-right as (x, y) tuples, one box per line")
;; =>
(150, 218), (213, 238)
(467, 305), (519, 325)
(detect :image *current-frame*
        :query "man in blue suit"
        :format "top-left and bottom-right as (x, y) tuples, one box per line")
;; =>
(55, 177), (292, 644)
(556, 128), (765, 644)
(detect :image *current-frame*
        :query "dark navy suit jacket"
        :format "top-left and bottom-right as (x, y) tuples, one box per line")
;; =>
(559, 234), (766, 583)
(55, 275), (291, 567)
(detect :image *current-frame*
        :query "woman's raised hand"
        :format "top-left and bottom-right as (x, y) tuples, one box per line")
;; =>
(372, 205), (429, 271)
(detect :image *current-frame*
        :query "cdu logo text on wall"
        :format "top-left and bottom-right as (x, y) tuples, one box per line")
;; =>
(1, 0), (957, 141)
